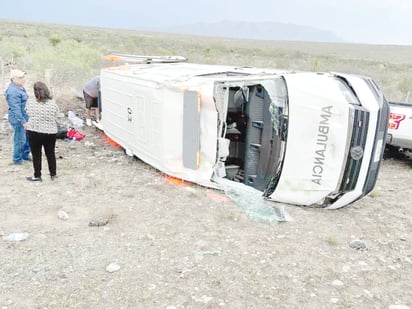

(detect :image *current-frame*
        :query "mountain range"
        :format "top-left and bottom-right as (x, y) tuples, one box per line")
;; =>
(152, 20), (344, 43)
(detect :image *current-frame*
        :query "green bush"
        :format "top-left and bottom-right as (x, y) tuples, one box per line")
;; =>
(49, 35), (61, 47)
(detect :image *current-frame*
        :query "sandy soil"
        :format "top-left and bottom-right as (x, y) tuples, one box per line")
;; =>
(0, 117), (411, 309)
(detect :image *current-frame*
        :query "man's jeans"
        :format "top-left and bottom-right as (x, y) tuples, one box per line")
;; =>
(11, 124), (31, 163)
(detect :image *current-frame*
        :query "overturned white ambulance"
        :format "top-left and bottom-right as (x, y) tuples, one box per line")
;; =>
(100, 56), (389, 209)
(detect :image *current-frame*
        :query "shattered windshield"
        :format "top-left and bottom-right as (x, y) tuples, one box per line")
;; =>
(261, 77), (289, 197)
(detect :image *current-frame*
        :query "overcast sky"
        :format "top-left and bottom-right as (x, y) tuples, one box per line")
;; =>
(1, 0), (412, 45)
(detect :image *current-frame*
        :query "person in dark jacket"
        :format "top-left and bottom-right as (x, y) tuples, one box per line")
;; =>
(83, 76), (100, 126)
(4, 69), (31, 164)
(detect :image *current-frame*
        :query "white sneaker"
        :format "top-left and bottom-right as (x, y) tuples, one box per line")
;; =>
(86, 118), (92, 126)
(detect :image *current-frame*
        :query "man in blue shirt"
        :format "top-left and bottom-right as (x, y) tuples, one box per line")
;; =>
(5, 69), (31, 164)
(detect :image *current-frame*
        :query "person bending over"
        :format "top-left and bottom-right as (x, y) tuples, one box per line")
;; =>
(83, 76), (100, 126)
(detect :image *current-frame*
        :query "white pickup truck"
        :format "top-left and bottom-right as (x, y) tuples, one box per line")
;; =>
(99, 56), (389, 209)
(387, 102), (412, 153)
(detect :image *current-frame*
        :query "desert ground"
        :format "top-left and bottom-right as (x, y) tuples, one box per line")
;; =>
(0, 108), (411, 309)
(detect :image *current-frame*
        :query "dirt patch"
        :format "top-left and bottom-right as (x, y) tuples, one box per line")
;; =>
(0, 118), (411, 308)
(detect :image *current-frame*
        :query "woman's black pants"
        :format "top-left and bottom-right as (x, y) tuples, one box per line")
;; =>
(27, 130), (57, 178)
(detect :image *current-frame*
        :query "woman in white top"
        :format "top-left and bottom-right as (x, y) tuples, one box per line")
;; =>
(25, 81), (60, 182)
